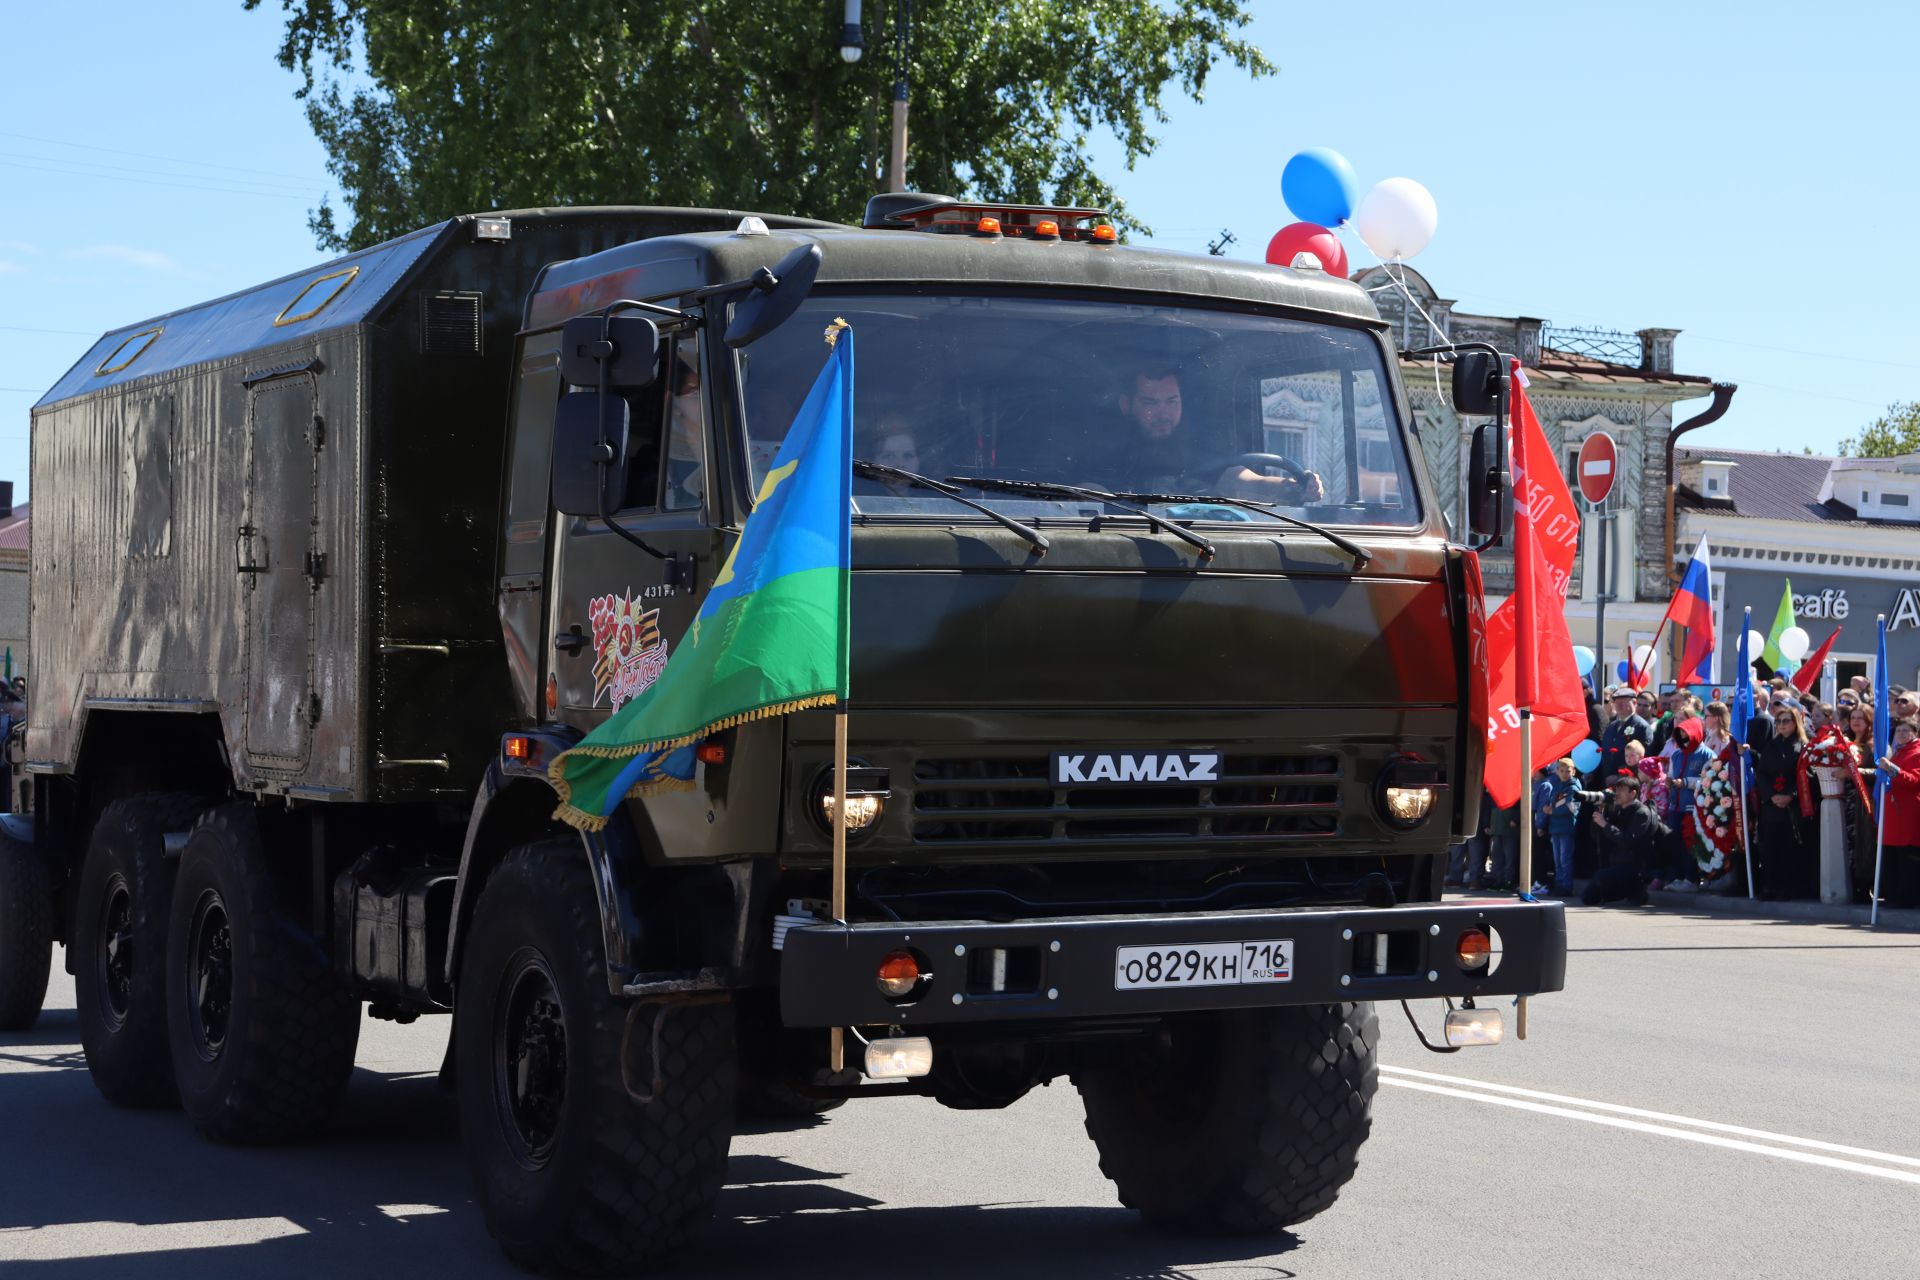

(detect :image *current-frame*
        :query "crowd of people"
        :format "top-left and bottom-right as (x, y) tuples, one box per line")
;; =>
(1451, 673), (1920, 911)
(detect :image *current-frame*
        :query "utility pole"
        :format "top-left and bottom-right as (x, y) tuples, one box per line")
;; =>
(887, 0), (912, 191)
(1207, 229), (1237, 257)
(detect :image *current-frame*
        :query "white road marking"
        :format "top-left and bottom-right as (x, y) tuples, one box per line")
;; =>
(1380, 1071), (1920, 1185)
(1381, 1064), (1920, 1168)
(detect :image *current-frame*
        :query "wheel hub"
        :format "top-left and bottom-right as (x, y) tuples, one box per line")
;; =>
(186, 890), (233, 1060)
(496, 952), (567, 1168)
(95, 875), (134, 1030)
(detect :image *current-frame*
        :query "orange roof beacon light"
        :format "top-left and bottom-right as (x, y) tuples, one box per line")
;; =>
(1089, 223), (1118, 244)
(974, 216), (1003, 236)
(1033, 220), (1061, 239)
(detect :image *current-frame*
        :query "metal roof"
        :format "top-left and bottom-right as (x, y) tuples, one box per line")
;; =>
(1675, 446), (1920, 530)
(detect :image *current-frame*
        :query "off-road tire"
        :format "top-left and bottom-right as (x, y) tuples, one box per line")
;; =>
(456, 840), (736, 1276)
(0, 824), (53, 1031)
(74, 793), (208, 1104)
(1076, 1002), (1378, 1232)
(165, 804), (361, 1142)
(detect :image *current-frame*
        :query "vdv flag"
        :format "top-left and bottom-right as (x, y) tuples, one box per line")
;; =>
(1875, 615), (1892, 804)
(550, 325), (854, 831)
(1663, 535), (1715, 684)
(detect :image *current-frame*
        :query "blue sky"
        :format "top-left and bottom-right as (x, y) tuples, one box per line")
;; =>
(3, 2), (1916, 500)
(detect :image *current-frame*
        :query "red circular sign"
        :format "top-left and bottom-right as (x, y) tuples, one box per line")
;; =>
(1577, 432), (1618, 506)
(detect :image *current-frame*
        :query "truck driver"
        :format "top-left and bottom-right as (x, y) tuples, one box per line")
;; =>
(1112, 366), (1325, 504)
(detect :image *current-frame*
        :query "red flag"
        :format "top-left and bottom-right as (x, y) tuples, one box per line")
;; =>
(1789, 626), (1842, 694)
(1482, 367), (1588, 808)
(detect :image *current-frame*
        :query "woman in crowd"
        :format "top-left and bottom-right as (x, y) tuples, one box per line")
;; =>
(1876, 717), (1920, 908)
(1751, 701), (1814, 899)
(1841, 703), (1880, 900)
(1847, 704), (1874, 748)
(1657, 719), (1710, 889)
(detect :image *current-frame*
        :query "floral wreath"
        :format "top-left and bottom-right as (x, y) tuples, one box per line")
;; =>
(1802, 726), (1873, 817)
(1690, 744), (1742, 877)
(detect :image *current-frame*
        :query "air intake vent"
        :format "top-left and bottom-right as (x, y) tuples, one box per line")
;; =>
(420, 291), (483, 356)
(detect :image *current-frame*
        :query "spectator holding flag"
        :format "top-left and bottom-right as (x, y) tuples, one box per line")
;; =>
(1876, 717), (1920, 908)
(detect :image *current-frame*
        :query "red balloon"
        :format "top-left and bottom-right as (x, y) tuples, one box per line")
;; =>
(1265, 221), (1348, 277)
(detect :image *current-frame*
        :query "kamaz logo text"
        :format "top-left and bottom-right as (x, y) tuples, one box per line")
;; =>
(1051, 751), (1222, 785)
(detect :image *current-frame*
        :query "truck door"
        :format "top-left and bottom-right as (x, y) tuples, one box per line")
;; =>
(240, 373), (320, 769)
(548, 331), (724, 739)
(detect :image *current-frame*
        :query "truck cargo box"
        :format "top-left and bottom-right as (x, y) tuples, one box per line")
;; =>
(26, 207), (834, 803)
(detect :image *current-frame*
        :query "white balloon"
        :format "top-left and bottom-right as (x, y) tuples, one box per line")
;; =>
(1630, 644), (1659, 673)
(1354, 177), (1438, 261)
(1746, 630), (1768, 659)
(1778, 626), (1811, 662)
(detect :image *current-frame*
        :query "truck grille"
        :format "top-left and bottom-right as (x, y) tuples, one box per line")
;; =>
(912, 754), (1341, 845)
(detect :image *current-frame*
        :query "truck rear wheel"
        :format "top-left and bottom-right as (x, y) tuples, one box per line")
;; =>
(165, 804), (361, 1142)
(0, 823), (52, 1031)
(1076, 1002), (1378, 1233)
(456, 840), (736, 1276)
(74, 793), (208, 1104)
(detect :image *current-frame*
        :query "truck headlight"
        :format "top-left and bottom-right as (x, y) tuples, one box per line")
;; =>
(810, 764), (891, 835)
(1384, 786), (1435, 823)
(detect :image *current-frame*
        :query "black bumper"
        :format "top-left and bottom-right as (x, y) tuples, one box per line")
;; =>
(779, 898), (1565, 1028)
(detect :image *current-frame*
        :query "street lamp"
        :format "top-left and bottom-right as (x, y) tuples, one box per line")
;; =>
(887, 0), (911, 191)
(839, 0), (863, 63)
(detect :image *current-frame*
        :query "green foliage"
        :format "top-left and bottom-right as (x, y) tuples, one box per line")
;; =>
(244, 1), (1273, 251)
(1838, 402), (1920, 458)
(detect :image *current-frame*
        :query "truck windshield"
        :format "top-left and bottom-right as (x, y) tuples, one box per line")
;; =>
(736, 293), (1421, 528)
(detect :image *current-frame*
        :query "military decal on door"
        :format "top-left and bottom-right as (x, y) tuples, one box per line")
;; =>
(588, 589), (670, 710)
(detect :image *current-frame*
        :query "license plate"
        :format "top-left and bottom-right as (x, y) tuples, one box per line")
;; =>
(1113, 940), (1294, 990)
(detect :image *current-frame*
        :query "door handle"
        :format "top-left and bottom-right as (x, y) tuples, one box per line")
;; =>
(236, 524), (268, 575)
(554, 625), (586, 655)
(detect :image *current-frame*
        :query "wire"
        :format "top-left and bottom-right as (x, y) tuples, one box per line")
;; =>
(0, 159), (314, 202)
(0, 148), (320, 196)
(0, 325), (96, 336)
(0, 128), (326, 184)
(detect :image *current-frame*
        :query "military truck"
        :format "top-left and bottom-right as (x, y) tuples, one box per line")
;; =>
(0, 197), (1565, 1274)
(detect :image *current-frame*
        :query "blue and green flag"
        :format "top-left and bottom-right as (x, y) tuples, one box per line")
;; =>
(551, 325), (853, 831)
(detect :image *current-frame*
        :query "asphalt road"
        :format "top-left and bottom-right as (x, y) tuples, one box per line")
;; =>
(3, 905), (1916, 1278)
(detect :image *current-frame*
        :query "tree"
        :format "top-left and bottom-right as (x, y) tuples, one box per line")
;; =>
(245, 1), (1273, 251)
(1839, 402), (1920, 458)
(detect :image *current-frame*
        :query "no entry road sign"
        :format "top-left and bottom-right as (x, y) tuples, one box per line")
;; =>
(1577, 432), (1618, 506)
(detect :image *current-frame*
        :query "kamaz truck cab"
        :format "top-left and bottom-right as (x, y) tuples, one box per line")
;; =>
(5, 196), (1564, 1275)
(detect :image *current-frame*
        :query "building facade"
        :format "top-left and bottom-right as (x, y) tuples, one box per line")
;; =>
(1355, 266), (1724, 668)
(0, 495), (27, 682)
(1675, 448), (1920, 693)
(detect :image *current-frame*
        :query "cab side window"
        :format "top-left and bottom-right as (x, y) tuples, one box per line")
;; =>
(612, 335), (703, 514)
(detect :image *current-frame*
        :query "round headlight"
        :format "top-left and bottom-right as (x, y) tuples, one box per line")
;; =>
(821, 791), (884, 832)
(1384, 785), (1436, 824)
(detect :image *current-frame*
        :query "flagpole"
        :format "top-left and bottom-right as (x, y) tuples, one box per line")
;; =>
(829, 704), (850, 1071)
(1739, 752), (1755, 901)
(1870, 803), (1886, 929)
(1515, 710), (1532, 1041)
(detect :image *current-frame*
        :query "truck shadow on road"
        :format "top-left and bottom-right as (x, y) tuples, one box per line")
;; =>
(0, 1037), (1301, 1280)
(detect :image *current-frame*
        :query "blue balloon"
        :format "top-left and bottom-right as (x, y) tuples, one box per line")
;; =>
(1617, 658), (1631, 681)
(1776, 659), (1797, 677)
(1572, 646), (1596, 677)
(1571, 740), (1602, 773)
(1281, 148), (1360, 227)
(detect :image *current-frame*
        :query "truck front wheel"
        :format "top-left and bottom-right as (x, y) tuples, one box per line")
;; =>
(456, 841), (736, 1276)
(164, 804), (361, 1142)
(74, 793), (208, 1103)
(1076, 1001), (1378, 1233)
(0, 823), (52, 1031)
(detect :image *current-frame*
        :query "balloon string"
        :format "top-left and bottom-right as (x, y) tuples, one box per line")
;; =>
(1347, 234), (1450, 403)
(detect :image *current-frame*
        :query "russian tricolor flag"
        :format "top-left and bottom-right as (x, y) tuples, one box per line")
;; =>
(1664, 535), (1715, 684)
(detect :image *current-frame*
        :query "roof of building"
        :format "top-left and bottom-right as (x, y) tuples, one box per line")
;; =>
(1397, 345), (1712, 391)
(0, 503), (27, 560)
(1675, 446), (1920, 530)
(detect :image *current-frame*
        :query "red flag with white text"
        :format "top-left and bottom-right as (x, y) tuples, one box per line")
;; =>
(1482, 366), (1589, 808)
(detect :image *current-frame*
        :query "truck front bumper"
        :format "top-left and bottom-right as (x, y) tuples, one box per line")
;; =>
(779, 898), (1564, 1028)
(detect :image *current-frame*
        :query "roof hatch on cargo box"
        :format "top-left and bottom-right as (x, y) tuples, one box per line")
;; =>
(274, 266), (360, 326)
(92, 326), (162, 376)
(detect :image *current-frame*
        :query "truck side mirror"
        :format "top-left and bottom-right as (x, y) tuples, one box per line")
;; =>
(560, 314), (658, 390)
(1467, 421), (1510, 539)
(1451, 351), (1502, 417)
(551, 392), (630, 516)
(723, 243), (823, 348)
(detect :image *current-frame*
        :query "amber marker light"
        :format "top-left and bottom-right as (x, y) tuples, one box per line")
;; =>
(1456, 927), (1492, 970)
(876, 949), (923, 999)
(696, 740), (727, 765)
(503, 735), (533, 762)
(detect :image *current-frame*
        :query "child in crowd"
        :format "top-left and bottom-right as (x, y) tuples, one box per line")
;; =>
(1542, 758), (1603, 896)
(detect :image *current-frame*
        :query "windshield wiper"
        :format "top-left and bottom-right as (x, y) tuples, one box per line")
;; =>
(943, 475), (1216, 561)
(1110, 490), (1372, 571)
(853, 460), (1050, 555)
